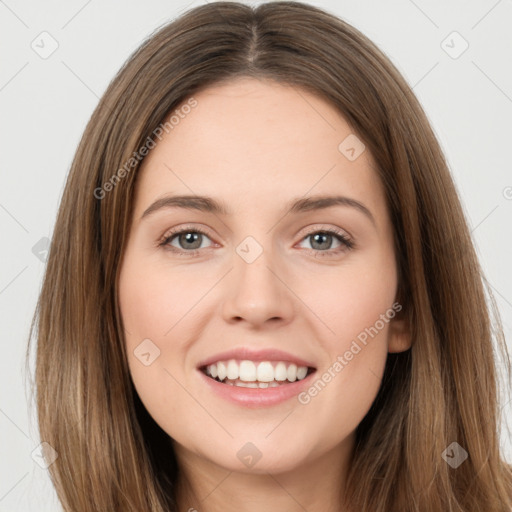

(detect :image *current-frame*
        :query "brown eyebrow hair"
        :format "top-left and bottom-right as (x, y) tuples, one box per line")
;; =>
(140, 194), (376, 226)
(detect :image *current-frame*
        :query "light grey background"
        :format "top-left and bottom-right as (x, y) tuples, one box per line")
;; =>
(1, 0), (511, 510)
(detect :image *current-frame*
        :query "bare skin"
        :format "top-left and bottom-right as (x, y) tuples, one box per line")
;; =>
(118, 77), (411, 512)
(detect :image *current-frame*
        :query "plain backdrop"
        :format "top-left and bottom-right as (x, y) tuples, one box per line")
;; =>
(1, 0), (511, 510)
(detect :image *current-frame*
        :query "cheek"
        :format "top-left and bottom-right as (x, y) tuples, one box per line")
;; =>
(118, 252), (213, 412)
(118, 255), (196, 433)
(298, 250), (397, 416)
(118, 254), (205, 341)
(310, 250), (397, 348)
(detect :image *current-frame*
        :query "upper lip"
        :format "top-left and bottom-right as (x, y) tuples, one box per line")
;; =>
(197, 347), (316, 369)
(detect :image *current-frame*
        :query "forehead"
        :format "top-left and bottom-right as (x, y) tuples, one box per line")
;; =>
(133, 77), (387, 224)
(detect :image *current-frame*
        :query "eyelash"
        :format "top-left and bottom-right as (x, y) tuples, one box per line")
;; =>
(158, 225), (355, 258)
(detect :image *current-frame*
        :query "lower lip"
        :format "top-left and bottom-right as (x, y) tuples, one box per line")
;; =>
(198, 369), (316, 408)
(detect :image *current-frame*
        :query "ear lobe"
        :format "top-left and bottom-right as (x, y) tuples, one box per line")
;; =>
(387, 315), (412, 353)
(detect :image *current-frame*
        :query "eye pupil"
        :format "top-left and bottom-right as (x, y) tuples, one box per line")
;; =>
(179, 232), (202, 250)
(311, 233), (332, 250)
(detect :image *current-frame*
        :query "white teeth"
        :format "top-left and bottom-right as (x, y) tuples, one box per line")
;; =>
(239, 360), (257, 381)
(296, 366), (308, 380)
(227, 359), (238, 380)
(287, 364), (297, 382)
(203, 359), (311, 385)
(208, 364), (218, 378)
(274, 362), (288, 381)
(256, 361), (274, 382)
(217, 361), (227, 381)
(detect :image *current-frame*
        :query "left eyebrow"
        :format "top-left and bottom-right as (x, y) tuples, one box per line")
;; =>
(140, 194), (376, 227)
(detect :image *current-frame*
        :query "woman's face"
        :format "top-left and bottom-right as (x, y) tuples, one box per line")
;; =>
(118, 77), (410, 474)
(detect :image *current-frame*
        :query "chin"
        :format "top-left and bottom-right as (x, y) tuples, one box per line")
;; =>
(192, 436), (314, 474)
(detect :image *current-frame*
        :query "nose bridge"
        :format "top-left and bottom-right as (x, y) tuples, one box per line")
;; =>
(222, 232), (294, 326)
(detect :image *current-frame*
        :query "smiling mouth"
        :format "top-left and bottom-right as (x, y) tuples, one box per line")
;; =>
(200, 359), (316, 388)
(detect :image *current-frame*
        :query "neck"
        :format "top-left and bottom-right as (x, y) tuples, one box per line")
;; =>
(173, 433), (355, 512)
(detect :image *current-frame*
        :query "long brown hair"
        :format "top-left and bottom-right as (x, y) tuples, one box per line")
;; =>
(26, 1), (512, 510)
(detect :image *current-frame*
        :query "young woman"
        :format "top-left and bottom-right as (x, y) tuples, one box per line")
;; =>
(27, 1), (512, 511)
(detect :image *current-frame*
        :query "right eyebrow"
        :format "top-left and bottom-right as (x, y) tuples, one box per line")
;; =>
(141, 195), (229, 219)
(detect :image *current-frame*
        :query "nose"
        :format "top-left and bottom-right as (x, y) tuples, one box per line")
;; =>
(221, 243), (295, 328)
